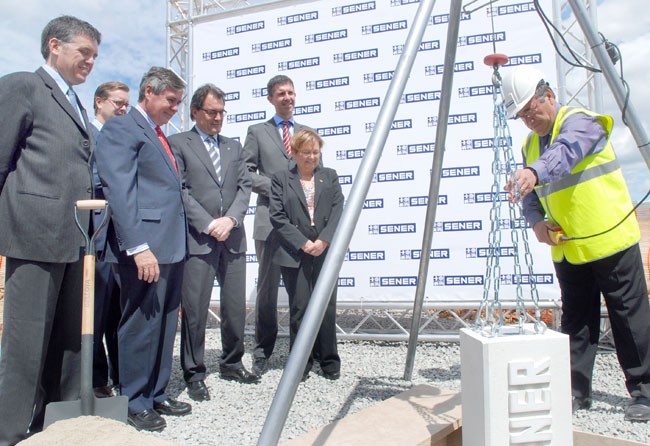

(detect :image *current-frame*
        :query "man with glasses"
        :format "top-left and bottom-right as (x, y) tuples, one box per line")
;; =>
(169, 84), (256, 400)
(0, 15), (101, 444)
(503, 65), (650, 421)
(90, 81), (130, 399)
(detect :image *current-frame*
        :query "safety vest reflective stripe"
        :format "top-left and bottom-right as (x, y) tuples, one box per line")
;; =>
(535, 158), (620, 199)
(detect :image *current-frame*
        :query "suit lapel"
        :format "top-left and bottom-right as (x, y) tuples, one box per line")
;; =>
(132, 110), (179, 180)
(314, 169), (325, 209)
(189, 129), (221, 184)
(288, 169), (309, 216)
(37, 68), (89, 138)
(263, 119), (290, 161)
(217, 135), (236, 184)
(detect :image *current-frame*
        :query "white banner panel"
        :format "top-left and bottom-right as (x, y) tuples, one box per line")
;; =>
(191, 0), (560, 304)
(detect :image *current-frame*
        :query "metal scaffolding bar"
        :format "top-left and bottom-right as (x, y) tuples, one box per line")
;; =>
(257, 1), (438, 443)
(403, 0), (463, 381)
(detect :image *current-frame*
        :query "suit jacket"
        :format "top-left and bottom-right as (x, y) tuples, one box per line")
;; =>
(169, 127), (252, 255)
(269, 165), (344, 268)
(0, 68), (93, 262)
(243, 118), (311, 241)
(94, 108), (187, 264)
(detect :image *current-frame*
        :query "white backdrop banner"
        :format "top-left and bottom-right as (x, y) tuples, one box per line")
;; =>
(191, 0), (560, 304)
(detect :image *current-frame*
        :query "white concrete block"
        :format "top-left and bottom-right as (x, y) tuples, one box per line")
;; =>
(460, 324), (572, 446)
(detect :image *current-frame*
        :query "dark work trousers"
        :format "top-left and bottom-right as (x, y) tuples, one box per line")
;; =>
(280, 227), (340, 375)
(253, 231), (283, 360)
(92, 259), (120, 388)
(0, 257), (83, 445)
(180, 245), (246, 382)
(555, 243), (650, 400)
(113, 262), (184, 414)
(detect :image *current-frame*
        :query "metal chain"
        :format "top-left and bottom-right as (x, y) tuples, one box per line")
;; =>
(476, 66), (546, 335)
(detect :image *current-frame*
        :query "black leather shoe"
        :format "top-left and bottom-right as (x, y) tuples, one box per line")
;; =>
(625, 396), (650, 421)
(253, 357), (268, 376)
(301, 370), (310, 382)
(128, 409), (166, 431)
(572, 397), (591, 413)
(220, 366), (261, 384)
(153, 398), (192, 416)
(187, 380), (211, 402)
(322, 370), (341, 381)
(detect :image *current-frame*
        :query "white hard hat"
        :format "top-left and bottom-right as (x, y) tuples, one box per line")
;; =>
(501, 65), (546, 118)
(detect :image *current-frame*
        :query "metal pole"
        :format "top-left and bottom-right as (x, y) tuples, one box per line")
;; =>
(256, 1), (437, 444)
(403, 0), (464, 381)
(567, 0), (650, 169)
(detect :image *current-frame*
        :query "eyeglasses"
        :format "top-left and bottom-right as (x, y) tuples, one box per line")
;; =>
(200, 108), (227, 118)
(516, 97), (539, 120)
(107, 98), (129, 109)
(297, 151), (320, 157)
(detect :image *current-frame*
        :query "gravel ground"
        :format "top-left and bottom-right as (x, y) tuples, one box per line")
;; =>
(143, 331), (650, 445)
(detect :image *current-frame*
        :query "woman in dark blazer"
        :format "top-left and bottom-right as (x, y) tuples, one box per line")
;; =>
(269, 128), (344, 380)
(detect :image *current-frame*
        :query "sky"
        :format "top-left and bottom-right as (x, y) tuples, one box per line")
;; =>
(1, 0), (648, 201)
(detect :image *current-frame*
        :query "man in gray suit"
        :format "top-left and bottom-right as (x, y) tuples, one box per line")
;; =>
(244, 75), (312, 375)
(95, 67), (191, 432)
(169, 84), (256, 401)
(0, 16), (101, 445)
(90, 80), (130, 398)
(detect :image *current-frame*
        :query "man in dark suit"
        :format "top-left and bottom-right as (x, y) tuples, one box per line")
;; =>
(90, 81), (130, 398)
(244, 75), (312, 375)
(0, 16), (101, 445)
(169, 84), (256, 401)
(95, 67), (191, 432)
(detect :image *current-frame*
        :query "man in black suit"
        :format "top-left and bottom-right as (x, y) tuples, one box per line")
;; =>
(0, 16), (101, 445)
(95, 67), (191, 432)
(90, 81), (130, 398)
(244, 75), (312, 375)
(169, 84), (256, 401)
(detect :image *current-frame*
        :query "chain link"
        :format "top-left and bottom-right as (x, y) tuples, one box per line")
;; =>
(476, 67), (547, 336)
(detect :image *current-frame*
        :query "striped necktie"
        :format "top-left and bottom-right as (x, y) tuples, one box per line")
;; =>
(207, 136), (222, 183)
(66, 87), (85, 127)
(282, 120), (292, 156)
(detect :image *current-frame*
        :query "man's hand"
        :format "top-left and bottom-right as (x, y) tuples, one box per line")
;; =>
(302, 239), (330, 257)
(134, 249), (160, 283)
(504, 168), (537, 203)
(208, 216), (235, 242)
(533, 221), (562, 246)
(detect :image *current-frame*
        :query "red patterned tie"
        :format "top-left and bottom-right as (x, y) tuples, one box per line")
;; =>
(155, 126), (178, 174)
(282, 120), (292, 156)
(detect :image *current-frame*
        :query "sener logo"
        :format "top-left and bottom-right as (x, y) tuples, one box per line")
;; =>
(347, 250), (385, 261)
(440, 220), (482, 232)
(370, 276), (418, 287)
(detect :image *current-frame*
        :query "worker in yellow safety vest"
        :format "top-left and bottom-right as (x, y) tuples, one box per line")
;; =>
(503, 65), (650, 421)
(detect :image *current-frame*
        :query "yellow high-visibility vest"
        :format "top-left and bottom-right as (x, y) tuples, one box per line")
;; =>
(523, 106), (639, 264)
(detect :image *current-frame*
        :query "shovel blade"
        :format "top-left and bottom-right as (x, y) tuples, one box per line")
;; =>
(43, 395), (128, 429)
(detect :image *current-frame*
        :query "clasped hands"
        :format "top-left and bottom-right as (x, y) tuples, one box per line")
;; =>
(302, 239), (329, 257)
(208, 216), (235, 242)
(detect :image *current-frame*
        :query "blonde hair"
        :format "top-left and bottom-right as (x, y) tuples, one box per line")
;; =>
(291, 128), (323, 153)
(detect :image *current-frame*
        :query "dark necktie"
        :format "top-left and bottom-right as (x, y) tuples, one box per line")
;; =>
(282, 120), (292, 156)
(155, 126), (178, 174)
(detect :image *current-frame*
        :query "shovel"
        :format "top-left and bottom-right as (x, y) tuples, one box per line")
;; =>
(43, 199), (128, 427)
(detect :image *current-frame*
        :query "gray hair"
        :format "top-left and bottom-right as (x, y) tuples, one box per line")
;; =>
(138, 67), (185, 101)
(41, 15), (101, 60)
